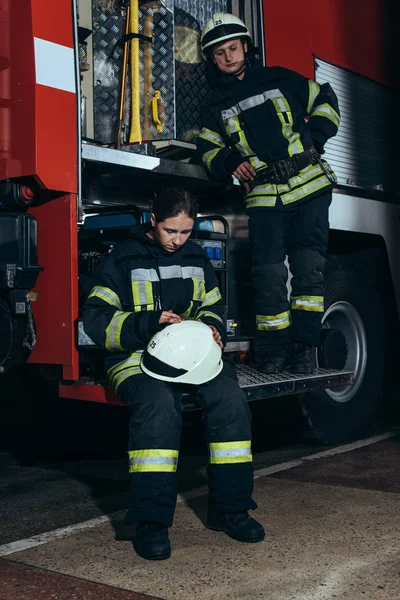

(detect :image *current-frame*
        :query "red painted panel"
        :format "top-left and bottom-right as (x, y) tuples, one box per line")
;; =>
(263, 0), (392, 85)
(59, 382), (124, 406)
(35, 86), (78, 193)
(31, 0), (74, 49)
(0, 0), (36, 181)
(28, 194), (79, 381)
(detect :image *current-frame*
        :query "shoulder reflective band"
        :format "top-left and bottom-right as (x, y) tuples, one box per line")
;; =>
(142, 349), (188, 379)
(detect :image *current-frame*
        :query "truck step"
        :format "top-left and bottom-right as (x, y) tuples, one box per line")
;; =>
(236, 365), (354, 401)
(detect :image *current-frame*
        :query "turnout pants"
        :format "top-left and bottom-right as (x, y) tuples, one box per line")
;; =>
(118, 360), (256, 527)
(248, 192), (331, 360)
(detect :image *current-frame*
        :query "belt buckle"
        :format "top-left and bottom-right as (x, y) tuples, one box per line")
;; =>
(273, 159), (299, 183)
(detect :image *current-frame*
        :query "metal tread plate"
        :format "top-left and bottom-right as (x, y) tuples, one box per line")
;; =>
(236, 365), (354, 401)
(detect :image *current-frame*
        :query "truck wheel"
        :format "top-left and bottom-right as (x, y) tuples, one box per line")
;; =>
(299, 254), (385, 444)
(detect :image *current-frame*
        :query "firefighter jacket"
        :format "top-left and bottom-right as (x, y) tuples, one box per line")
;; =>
(196, 62), (340, 208)
(82, 225), (226, 391)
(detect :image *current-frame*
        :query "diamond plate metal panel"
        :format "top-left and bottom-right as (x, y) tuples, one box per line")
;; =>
(174, 0), (229, 141)
(92, 1), (175, 145)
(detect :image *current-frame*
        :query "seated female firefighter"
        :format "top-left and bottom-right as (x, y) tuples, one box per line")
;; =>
(82, 188), (264, 560)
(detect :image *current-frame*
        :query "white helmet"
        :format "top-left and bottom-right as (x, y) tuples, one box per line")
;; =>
(201, 12), (251, 52)
(141, 320), (223, 385)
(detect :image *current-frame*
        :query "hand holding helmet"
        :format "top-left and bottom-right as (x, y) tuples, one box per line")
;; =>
(141, 320), (223, 384)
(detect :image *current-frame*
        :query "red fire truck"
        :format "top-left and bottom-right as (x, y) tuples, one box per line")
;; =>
(1, 0), (399, 444)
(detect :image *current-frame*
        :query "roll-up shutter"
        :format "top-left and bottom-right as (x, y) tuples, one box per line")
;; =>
(315, 58), (399, 196)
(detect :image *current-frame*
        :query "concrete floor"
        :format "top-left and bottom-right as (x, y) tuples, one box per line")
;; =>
(2, 437), (400, 600)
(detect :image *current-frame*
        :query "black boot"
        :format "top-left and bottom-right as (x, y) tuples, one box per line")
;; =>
(257, 356), (288, 374)
(207, 510), (265, 543)
(291, 343), (315, 374)
(133, 522), (171, 560)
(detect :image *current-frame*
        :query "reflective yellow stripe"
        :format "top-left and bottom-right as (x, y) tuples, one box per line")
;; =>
(202, 286), (222, 308)
(209, 441), (252, 464)
(88, 286), (122, 310)
(131, 280), (154, 311)
(271, 96), (304, 156)
(291, 296), (324, 312)
(256, 311), (291, 331)
(128, 449), (179, 473)
(311, 103), (340, 128)
(196, 310), (223, 324)
(307, 80), (321, 114)
(199, 127), (225, 148)
(105, 311), (132, 351)
(249, 156), (268, 170)
(107, 353), (143, 389)
(281, 172), (335, 205)
(192, 278), (205, 302)
(181, 302), (193, 319)
(202, 148), (222, 171)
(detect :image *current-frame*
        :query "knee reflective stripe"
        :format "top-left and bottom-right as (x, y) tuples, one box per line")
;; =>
(201, 287), (222, 308)
(256, 311), (291, 331)
(209, 441), (252, 464)
(105, 311), (132, 351)
(307, 80), (321, 114)
(196, 310), (223, 324)
(199, 127), (225, 148)
(128, 449), (179, 473)
(88, 286), (122, 309)
(291, 296), (324, 312)
(108, 352), (143, 390)
(271, 96), (304, 156)
(131, 280), (154, 312)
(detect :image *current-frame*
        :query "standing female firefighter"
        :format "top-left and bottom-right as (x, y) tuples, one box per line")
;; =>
(82, 189), (264, 560)
(196, 13), (340, 374)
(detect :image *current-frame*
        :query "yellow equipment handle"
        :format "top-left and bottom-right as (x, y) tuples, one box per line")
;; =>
(151, 90), (163, 133)
(129, 0), (142, 143)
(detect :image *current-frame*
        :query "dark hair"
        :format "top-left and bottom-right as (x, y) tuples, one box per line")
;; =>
(152, 188), (198, 222)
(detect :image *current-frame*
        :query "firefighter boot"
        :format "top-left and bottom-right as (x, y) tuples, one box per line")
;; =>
(257, 356), (289, 374)
(133, 522), (171, 560)
(291, 343), (315, 374)
(207, 510), (265, 543)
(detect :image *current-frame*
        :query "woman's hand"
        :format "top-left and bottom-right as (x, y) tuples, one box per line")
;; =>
(159, 310), (183, 325)
(209, 325), (224, 349)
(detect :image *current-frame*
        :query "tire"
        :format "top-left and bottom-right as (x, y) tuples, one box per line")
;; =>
(299, 252), (385, 444)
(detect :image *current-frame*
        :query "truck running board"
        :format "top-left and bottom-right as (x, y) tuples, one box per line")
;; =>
(236, 365), (354, 402)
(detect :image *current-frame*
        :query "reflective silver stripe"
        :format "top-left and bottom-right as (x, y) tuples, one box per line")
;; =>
(137, 282), (149, 305)
(245, 196), (276, 208)
(199, 127), (225, 148)
(131, 268), (159, 282)
(256, 315), (290, 328)
(105, 311), (131, 351)
(275, 96), (286, 112)
(130, 456), (177, 465)
(223, 117), (238, 135)
(281, 172), (335, 204)
(108, 352), (143, 380)
(112, 366), (142, 389)
(210, 448), (250, 457)
(311, 103), (340, 128)
(249, 156), (267, 170)
(182, 266), (205, 280)
(196, 310), (223, 323)
(291, 296), (324, 311)
(307, 80), (321, 114)
(201, 287), (222, 307)
(221, 89), (283, 118)
(158, 265), (182, 279)
(88, 286), (122, 310)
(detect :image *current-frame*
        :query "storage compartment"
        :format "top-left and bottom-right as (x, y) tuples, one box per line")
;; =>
(0, 213), (43, 290)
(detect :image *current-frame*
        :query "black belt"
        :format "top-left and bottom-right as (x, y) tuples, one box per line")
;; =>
(254, 147), (320, 185)
(243, 146), (336, 191)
